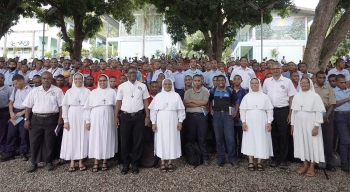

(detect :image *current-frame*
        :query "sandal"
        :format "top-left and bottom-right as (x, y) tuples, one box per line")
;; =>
(160, 164), (167, 173)
(101, 163), (108, 171)
(168, 164), (174, 172)
(91, 163), (99, 172)
(248, 163), (255, 171)
(306, 169), (315, 177)
(257, 163), (264, 171)
(79, 165), (87, 171)
(68, 166), (76, 172)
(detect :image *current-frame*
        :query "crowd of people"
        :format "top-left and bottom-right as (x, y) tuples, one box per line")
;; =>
(0, 55), (349, 177)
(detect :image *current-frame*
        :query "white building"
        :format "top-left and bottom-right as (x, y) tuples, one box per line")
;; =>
(231, 7), (315, 63)
(108, 7), (176, 59)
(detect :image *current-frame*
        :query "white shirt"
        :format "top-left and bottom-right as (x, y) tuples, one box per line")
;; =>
(173, 71), (185, 89)
(151, 69), (175, 82)
(22, 85), (64, 113)
(18, 71), (30, 85)
(230, 67), (256, 90)
(47, 67), (63, 78)
(327, 68), (350, 81)
(116, 81), (150, 113)
(228, 65), (240, 73)
(10, 85), (32, 109)
(263, 76), (296, 108)
(28, 68), (47, 79)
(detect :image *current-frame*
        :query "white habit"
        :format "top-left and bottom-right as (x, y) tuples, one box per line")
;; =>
(240, 79), (274, 159)
(84, 74), (118, 160)
(60, 73), (91, 160)
(149, 79), (186, 160)
(291, 78), (325, 163)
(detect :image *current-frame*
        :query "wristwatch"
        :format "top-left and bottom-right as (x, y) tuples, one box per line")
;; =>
(146, 116), (150, 118)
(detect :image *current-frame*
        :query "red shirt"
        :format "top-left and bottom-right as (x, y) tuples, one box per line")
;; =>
(255, 71), (265, 82)
(107, 69), (124, 86)
(148, 93), (156, 104)
(85, 86), (96, 91)
(141, 71), (149, 84)
(60, 86), (70, 94)
(92, 70), (109, 85)
(79, 67), (92, 76)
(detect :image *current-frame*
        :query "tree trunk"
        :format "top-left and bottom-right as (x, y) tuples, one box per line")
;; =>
(203, 31), (214, 60)
(71, 17), (85, 60)
(303, 0), (339, 73)
(0, 22), (11, 41)
(319, 7), (350, 69)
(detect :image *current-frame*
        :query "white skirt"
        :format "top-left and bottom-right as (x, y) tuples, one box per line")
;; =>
(88, 105), (117, 159)
(60, 105), (89, 160)
(241, 109), (273, 159)
(154, 110), (181, 160)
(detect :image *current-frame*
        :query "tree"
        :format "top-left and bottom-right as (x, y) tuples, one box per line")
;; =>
(37, 0), (143, 60)
(303, 0), (350, 72)
(0, 0), (39, 40)
(149, 0), (294, 62)
(141, 4), (153, 57)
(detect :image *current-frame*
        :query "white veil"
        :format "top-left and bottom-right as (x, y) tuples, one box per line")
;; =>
(292, 78), (325, 112)
(248, 78), (263, 93)
(161, 78), (175, 92)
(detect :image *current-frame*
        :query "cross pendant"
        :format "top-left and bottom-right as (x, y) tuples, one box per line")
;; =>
(78, 100), (81, 104)
(301, 106), (303, 111)
(131, 95), (134, 98)
(103, 99), (106, 104)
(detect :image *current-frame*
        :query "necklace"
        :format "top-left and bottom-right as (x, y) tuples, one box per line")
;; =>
(128, 81), (136, 98)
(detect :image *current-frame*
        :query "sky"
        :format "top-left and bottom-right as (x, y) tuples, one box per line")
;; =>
(294, 0), (319, 9)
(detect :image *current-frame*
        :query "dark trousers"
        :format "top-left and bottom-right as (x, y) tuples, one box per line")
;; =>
(120, 112), (145, 167)
(335, 112), (350, 163)
(186, 113), (209, 160)
(6, 109), (29, 156)
(321, 110), (334, 164)
(333, 120), (340, 153)
(234, 125), (243, 157)
(29, 114), (58, 164)
(212, 111), (236, 162)
(0, 109), (10, 152)
(271, 106), (289, 163)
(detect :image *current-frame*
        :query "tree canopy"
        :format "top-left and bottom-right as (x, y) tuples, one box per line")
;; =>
(149, 0), (294, 61)
(0, 0), (40, 40)
(35, 0), (143, 60)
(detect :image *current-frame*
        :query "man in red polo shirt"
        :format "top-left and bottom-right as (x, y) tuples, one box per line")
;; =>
(92, 60), (109, 85)
(107, 60), (124, 86)
(79, 59), (93, 77)
(56, 75), (70, 94)
(141, 63), (149, 84)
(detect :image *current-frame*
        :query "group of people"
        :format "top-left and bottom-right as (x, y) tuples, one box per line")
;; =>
(0, 55), (349, 177)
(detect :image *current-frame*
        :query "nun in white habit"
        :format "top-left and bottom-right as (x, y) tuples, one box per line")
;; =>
(61, 72), (91, 172)
(149, 78), (185, 173)
(291, 77), (325, 177)
(84, 74), (117, 172)
(240, 78), (274, 171)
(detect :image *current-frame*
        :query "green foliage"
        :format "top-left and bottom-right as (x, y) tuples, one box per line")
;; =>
(44, 51), (52, 59)
(35, 0), (142, 59)
(3, 47), (8, 57)
(0, 0), (40, 39)
(222, 47), (233, 63)
(149, 0), (294, 60)
(331, 34), (350, 62)
(271, 48), (279, 59)
(90, 44), (118, 59)
(155, 49), (161, 58)
(12, 46), (18, 55)
(81, 48), (89, 58)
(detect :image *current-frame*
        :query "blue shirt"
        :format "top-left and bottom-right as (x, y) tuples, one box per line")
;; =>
(0, 85), (13, 108)
(334, 86), (350, 111)
(205, 70), (229, 88)
(232, 86), (246, 104)
(173, 71), (185, 89)
(3, 69), (19, 86)
(185, 69), (203, 78)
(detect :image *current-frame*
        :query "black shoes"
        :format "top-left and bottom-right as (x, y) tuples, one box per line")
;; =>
(45, 163), (54, 171)
(20, 154), (28, 161)
(121, 166), (129, 175)
(217, 162), (224, 167)
(326, 164), (336, 172)
(230, 161), (239, 168)
(341, 162), (350, 172)
(269, 160), (280, 167)
(132, 166), (140, 174)
(279, 161), (288, 169)
(27, 164), (38, 173)
(0, 154), (15, 162)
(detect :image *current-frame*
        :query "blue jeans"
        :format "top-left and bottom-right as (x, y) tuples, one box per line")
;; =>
(335, 113), (350, 163)
(212, 111), (236, 163)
